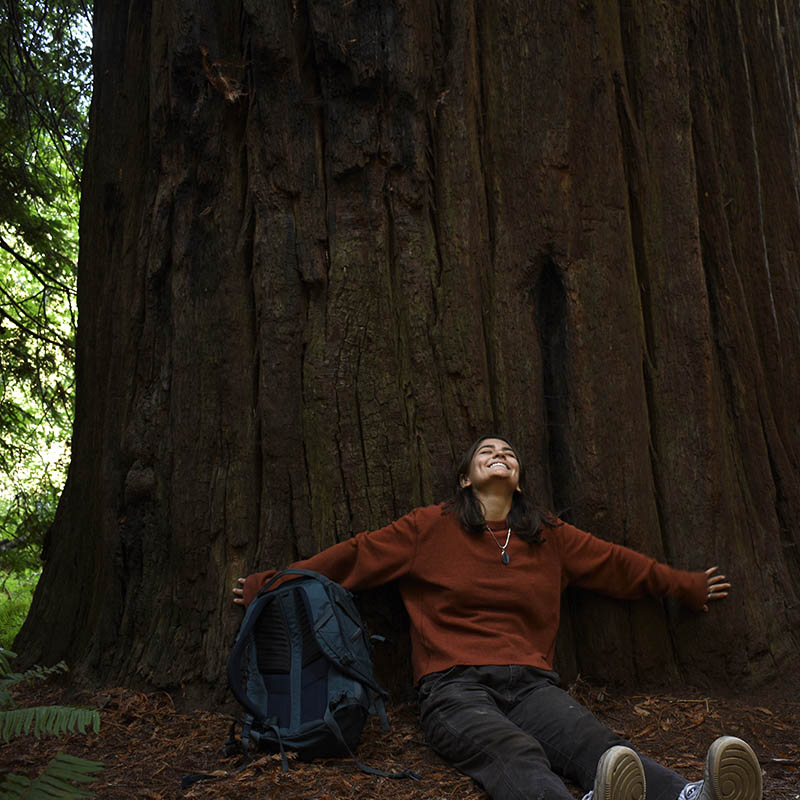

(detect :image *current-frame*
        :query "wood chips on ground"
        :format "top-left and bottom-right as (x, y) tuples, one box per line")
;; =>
(2, 676), (798, 798)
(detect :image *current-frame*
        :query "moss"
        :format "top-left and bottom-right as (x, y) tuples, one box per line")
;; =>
(0, 574), (37, 650)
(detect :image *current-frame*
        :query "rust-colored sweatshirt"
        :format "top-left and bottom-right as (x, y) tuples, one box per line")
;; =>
(242, 504), (708, 684)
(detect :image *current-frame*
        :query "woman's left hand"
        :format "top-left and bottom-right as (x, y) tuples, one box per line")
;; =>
(703, 566), (730, 612)
(232, 577), (246, 606)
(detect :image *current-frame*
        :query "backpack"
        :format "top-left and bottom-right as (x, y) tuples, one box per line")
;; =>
(226, 569), (417, 778)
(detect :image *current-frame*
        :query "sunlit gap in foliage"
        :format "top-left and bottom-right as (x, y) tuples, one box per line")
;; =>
(0, 0), (93, 645)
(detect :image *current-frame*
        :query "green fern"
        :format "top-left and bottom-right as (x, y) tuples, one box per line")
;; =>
(1, 656), (70, 710)
(2, 705), (101, 742)
(5, 660), (71, 689)
(0, 751), (104, 799)
(0, 645), (14, 677)
(0, 647), (103, 798)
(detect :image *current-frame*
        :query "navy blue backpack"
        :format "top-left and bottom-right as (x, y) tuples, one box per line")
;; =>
(226, 569), (417, 778)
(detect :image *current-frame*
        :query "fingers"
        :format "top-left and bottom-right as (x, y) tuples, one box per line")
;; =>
(704, 566), (731, 609)
(232, 577), (246, 606)
(706, 567), (730, 589)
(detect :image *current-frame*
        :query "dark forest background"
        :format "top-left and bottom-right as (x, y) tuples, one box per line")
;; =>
(7, 0), (800, 704)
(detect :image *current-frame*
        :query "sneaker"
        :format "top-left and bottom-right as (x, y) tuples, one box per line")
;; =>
(592, 745), (646, 800)
(695, 736), (762, 800)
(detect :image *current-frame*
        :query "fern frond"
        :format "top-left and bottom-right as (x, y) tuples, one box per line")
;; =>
(1, 706), (101, 743)
(0, 662), (69, 696)
(0, 648), (20, 711)
(0, 647), (16, 676)
(2, 707), (34, 742)
(0, 751), (104, 799)
(23, 662), (70, 684)
(0, 653), (71, 713)
(0, 684), (15, 711)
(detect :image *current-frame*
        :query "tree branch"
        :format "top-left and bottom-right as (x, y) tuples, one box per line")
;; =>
(0, 304), (72, 350)
(0, 235), (76, 294)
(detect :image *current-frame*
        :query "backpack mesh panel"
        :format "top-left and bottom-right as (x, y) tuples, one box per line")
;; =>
(253, 599), (290, 673)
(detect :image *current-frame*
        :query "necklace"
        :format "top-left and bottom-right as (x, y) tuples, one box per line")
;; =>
(486, 526), (512, 564)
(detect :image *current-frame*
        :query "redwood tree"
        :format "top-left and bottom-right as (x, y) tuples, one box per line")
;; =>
(17, 0), (800, 699)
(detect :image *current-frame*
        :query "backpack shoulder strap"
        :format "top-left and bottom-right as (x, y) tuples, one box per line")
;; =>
(227, 590), (276, 721)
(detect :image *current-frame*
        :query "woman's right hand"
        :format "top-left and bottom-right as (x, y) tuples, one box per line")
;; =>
(232, 577), (246, 605)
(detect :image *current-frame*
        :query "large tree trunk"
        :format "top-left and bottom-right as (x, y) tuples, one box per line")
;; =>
(17, 0), (800, 701)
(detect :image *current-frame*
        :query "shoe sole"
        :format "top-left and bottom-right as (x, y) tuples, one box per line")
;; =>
(702, 736), (762, 800)
(594, 745), (645, 800)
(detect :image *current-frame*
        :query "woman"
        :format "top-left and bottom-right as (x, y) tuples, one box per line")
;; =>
(233, 436), (762, 800)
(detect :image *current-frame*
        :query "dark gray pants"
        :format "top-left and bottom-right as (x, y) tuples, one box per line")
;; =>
(418, 665), (687, 800)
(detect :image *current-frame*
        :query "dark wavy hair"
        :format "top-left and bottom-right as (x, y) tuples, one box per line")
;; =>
(443, 435), (557, 544)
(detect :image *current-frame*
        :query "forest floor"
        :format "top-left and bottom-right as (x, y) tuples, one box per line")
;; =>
(2, 676), (798, 799)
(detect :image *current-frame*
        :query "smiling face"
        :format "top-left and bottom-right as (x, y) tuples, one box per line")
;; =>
(459, 437), (521, 494)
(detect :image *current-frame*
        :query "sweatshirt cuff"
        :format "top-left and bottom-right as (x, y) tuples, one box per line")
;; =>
(242, 570), (276, 606)
(683, 570), (709, 612)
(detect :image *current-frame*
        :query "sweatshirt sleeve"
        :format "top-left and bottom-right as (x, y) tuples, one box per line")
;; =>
(556, 522), (708, 612)
(242, 509), (420, 606)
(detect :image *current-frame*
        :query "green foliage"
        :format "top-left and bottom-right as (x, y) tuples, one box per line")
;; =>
(1, 478), (61, 575)
(0, 647), (103, 798)
(0, 643), (13, 675)
(0, 651), (102, 740)
(0, 751), (104, 799)
(0, 0), (91, 572)
(0, 652), (70, 711)
(0, 570), (38, 649)
(2, 704), (100, 742)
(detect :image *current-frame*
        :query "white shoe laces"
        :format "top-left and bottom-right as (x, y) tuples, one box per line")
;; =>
(678, 781), (704, 800)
